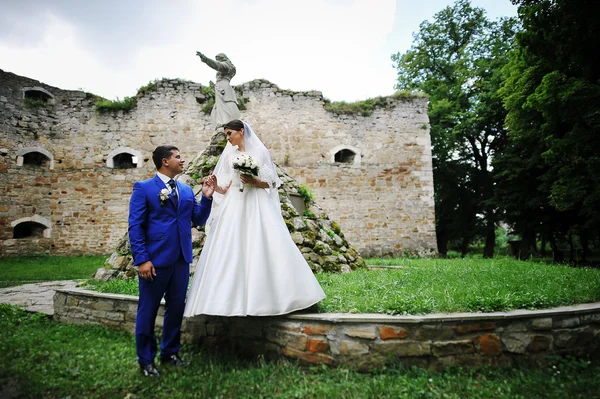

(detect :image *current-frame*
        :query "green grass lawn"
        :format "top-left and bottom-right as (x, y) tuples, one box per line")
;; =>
(317, 257), (600, 314)
(0, 255), (106, 288)
(0, 304), (598, 399)
(84, 256), (600, 315)
(3, 255), (600, 315)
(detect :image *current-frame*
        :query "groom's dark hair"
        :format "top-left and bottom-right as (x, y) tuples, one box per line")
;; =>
(152, 145), (179, 170)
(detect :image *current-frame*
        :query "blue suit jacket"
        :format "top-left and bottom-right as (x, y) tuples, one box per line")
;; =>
(128, 175), (212, 267)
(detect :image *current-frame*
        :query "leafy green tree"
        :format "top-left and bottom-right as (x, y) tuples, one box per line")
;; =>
(496, 0), (600, 261)
(392, 0), (517, 257)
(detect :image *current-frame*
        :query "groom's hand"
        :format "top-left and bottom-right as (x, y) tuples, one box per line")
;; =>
(138, 261), (156, 280)
(202, 175), (216, 198)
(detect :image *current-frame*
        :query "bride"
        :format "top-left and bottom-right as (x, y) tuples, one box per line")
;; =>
(184, 119), (326, 316)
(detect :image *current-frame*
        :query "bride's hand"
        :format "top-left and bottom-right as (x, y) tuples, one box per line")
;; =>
(241, 175), (269, 188)
(215, 180), (232, 195)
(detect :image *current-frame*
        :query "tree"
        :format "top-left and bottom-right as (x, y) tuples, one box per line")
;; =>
(392, 0), (517, 257)
(496, 0), (600, 261)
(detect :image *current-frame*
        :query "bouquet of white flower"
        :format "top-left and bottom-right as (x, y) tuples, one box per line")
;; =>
(232, 154), (259, 192)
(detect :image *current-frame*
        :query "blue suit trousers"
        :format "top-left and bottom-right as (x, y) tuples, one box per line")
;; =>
(135, 255), (190, 366)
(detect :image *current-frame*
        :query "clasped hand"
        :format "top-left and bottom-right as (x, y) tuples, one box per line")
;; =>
(202, 175), (217, 198)
(241, 174), (259, 187)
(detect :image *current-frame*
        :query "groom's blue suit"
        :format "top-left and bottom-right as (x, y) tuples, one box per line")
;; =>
(129, 174), (212, 366)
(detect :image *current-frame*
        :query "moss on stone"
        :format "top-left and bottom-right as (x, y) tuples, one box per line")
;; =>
(331, 221), (342, 235)
(303, 230), (317, 243)
(284, 218), (295, 231)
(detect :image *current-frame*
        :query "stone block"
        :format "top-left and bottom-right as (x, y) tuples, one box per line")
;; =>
(265, 330), (307, 351)
(454, 322), (495, 335)
(431, 340), (475, 357)
(93, 301), (115, 312)
(527, 335), (552, 353)
(554, 331), (574, 349)
(503, 321), (528, 333)
(436, 354), (495, 369)
(530, 318), (553, 330)
(502, 333), (529, 354)
(302, 324), (333, 336)
(342, 353), (388, 372)
(474, 334), (501, 356)
(372, 341), (431, 357)
(65, 296), (80, 307)
(282, 347), (334, 366)
(270, 321), (302, 332)
(554, 329), (596, 349)
(307, 338), (329, 353)
(331, 339), (370, 356)
(378, 326), (408, 340)
(554, 316), (580, 329)
(413, 324), (454, 341)
(344, 326), (377, 340)
(580, 313), (600, 325)
(207, 323), (224, 336)
(229, 320), (263, 338)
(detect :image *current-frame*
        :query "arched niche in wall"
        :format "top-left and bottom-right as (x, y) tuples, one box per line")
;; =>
(107, 147), (143, 169)
(329, 144), (361, 167)
(16, 147), (55, 169)
(22, 86), (55, 105)
(11, 215), (52, 239)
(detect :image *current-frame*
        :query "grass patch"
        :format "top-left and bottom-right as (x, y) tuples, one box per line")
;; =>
(0, 255), (106, 288)
(95, 96), (137, 113)
(323, 91), (426, 117)
(84, 278), (139, 296)
(83, 257), (600, 315)
(23, 98), (48, 108)
(297, 184), (314, 202)
(318, 257), (600, 314)
(1, 304), (598, 398)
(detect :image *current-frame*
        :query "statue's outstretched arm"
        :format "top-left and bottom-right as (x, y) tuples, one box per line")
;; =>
(196, 51), (226, 72)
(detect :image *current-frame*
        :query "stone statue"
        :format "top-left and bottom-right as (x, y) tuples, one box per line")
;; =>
(196, 51), (241, 129)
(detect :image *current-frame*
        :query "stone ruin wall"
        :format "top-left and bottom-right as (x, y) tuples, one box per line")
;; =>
(0, 69), (436, 257)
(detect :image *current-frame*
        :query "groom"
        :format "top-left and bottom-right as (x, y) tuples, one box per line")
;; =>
(128, 145), (215, 377)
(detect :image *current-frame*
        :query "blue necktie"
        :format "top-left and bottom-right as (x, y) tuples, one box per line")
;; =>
(168, 179), (178, 207)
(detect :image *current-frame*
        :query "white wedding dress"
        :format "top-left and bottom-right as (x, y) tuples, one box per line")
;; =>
(184, 123), (325, 317)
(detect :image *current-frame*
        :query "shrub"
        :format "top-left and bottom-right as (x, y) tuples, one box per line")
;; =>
(95, 97), (137, 113)
(298, 184), (314, 202)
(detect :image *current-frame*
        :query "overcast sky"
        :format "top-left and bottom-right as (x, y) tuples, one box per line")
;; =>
(0, 0), (517, 102)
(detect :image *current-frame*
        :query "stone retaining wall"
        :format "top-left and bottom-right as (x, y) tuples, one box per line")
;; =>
(54, 289), (600, 370)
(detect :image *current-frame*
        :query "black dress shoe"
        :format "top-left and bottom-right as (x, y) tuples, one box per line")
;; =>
(160, 353), (189, 367)
(139, 362), (161, 377)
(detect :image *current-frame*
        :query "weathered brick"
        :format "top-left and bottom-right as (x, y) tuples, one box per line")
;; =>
(454, 322), (495, 335)
(282, 347), (334, 366)
(307, 338), (329, 353)
(474, 334), (501, 356)
(378, 326), (408, 340)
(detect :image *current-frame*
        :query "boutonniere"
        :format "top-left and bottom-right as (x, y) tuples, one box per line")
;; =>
(158, 188), (170, 207)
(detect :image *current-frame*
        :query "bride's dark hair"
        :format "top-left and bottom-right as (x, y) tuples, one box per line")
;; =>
(223, 119), (244, 131)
